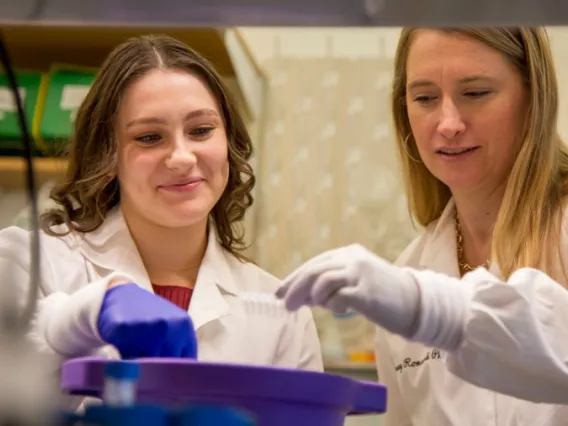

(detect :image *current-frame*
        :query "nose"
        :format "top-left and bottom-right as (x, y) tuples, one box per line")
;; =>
(164, 136), (197, 172)
(437, 98), (465, 139)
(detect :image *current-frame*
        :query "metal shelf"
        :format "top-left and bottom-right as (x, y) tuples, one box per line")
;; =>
(324, 361), (377, 372)
(1, 0), (568, 27)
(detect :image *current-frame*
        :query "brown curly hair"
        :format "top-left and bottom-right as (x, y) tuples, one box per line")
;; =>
(41, 34), (256, 262)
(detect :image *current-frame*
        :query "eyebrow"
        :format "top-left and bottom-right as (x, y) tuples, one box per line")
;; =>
(407, 75), (498, 90)
(126, 108), (220, 128)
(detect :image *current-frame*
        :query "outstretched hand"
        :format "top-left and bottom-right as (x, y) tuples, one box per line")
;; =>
(275, 244), (421, 338)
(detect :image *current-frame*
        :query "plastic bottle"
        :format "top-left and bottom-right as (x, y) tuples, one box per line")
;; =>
(102, 361), (140, 407)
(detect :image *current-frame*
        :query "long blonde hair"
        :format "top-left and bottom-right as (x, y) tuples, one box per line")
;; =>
(392, 28), (568, 283)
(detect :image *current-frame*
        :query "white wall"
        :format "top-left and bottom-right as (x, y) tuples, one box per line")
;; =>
(240, 27), (568, 141)
(239, 28), (403, 62)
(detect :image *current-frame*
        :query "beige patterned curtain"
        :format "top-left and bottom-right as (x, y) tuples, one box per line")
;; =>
(249, 56), (419, 279)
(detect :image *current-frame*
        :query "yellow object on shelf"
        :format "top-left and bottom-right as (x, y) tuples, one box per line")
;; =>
(348, 351), (376, 364)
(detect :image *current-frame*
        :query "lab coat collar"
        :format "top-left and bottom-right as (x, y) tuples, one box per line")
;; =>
(193, 224), (240, 297)
(187, 226), (234, 329)
(419, 198), (500, 278)
(77, 207), (153, 292)
(76, 207), (239, 329)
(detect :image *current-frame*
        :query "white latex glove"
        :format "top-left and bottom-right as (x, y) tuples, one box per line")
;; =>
(276, 244), (422, 338)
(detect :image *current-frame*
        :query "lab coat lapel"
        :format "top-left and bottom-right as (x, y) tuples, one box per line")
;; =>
(77, 208), (237, 330)
(188, 226), (237, 331)
(419, 199), (500, 278)
(76, 207), (153, 292)
(419, 199), (462, 277)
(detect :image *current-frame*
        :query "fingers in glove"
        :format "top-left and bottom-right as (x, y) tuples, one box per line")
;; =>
(310, 268), (349, 306)
(158, 319), (194, 358)
(158, 339), (181, 358)
(136, 319), (168, 358)
(119, 348), (138, 360)
(325, 298), (353, 316)
(179, 322), (198, 358)
(180, 341), (198, 358)
(276, 250), (338, 299)
(283, 261), (342, 311)
(274, 284), (288, 299)
(325, 286), (360, 315)
(180, 324), (198, 358)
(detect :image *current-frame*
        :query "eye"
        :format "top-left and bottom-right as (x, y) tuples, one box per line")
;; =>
(190, 127), (214, 139)
(135, 134), (162, 144)
(465, 90), (491, 98)
(413, 95), (437, 105)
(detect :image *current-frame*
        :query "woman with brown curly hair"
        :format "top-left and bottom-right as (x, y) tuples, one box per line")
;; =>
(0, 34), (322, 409)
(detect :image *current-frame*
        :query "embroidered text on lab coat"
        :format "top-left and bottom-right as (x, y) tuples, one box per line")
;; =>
(395, 349), (442, 373)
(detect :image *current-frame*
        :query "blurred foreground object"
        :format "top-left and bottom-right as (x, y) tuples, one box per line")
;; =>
(0, 0), (567, 26)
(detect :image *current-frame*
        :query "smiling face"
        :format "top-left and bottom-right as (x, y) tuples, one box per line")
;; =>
(115, 69), (229, 230)
(405, 30), (528, 195)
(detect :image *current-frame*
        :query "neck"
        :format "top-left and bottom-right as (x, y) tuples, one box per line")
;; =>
(452, 181), (506, 267)
(123, 209), (208, 289)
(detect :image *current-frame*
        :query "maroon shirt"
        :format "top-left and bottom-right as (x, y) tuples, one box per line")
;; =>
(152, 284), (193, 311)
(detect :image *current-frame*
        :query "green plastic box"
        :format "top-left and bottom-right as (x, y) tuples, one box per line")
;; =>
(35, 66), (96, 155)
(0, 71), (43, 156)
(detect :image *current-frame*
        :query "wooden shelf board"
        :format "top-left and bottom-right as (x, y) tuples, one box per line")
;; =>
(0, 157), (67, 191)
(0, 25), (235, 76)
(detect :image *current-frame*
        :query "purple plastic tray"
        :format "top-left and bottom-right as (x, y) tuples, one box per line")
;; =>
(61, 357), (387, 426)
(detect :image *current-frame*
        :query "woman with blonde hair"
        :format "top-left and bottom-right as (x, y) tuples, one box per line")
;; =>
(0, 34), (322, 411)
(277, 27), (568, 423)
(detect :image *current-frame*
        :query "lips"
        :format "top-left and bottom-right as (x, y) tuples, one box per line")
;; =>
(158, 177), (205, 193)
(436, 146), (479, 156)
(161, 178), (203, 187)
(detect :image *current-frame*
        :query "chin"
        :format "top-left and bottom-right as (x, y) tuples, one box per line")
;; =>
(440, 175), (485, 192)
(155, 206), (210, 229)
(177, 210), (210, 226)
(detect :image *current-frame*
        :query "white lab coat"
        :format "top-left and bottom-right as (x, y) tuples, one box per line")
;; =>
(375, 199), (568, 425)
(0, 207), (323, 410)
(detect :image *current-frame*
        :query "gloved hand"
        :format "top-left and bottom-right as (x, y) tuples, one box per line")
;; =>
(97, 283), (198, 359)
(275, 244), (422, 338)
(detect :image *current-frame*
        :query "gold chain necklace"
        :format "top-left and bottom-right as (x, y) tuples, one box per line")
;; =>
(454, 210), (491, 274)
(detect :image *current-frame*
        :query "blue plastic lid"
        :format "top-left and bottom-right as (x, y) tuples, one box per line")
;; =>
(104, 361), (140, 380)
(83, 404), (167, 426)
(176, 405), (256, 426)
(332, 310), (358, 319)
